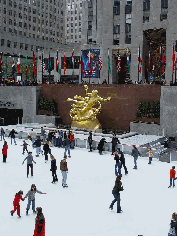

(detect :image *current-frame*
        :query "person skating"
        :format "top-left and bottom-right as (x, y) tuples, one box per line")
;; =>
(0, 127), (5, 141)
(10, 190), (24, 217)
(43, 141), (50, 163)
(70, 131), (75, 149)
(33, 136), (43, 157)
(30, 129), (37, 148)
(131, 145), (141, 169)
(40, 127), (46, 145)
(2, 140), (8, 163)
(97, 138), (107, 155)
(8, 129), (18, 145)
(111, 134), (120, 155)
(109, 176), (124, 213)
(114, 152), (122, 176)
(59, 131), (63, 148)
(24, 184), (46, 215)
(33, 207), (45, 236)
(22, 152), (36, 178)
(88, 131), (93, 152)
(168, 212), (177, 236)
(147, 147), (154, 164)
(21, 140), (29, 155)
(168, 166), (177, 188)
(50, 154), (58, 183)
(117, 148), (128, 175)
(64, 136), (71, 158)
(60, 155), (68, 187)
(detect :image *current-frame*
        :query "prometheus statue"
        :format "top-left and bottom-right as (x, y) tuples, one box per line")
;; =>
(67, 85), (111, 129)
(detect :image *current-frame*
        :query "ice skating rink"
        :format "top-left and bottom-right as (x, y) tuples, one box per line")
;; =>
(0, 137), (177, 236)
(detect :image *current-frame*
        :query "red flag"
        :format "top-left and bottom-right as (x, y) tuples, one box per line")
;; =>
(99, 56), (102, 71)
(172, 45), (176, 72)
(33, 53), (37, 74)
(63, 53), (66, 75)
(88, 51), (92, 74)
(160, 46), (165, 73)
(80, 50), (84, 74)
(17, 55), (20, 73)
(117, 55), (121, 73)
(138, 47), (142, 73)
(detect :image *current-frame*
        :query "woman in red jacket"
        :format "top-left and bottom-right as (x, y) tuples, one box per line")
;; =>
(33, 207), (45, 236)
(10, 190), (24, 217)
(2, 140), (8, 163)
(70, 132), (75, 149)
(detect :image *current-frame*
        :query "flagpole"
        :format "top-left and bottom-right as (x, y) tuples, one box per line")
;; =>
(81, 49), (83, 84)
(138, 45), (140, 82)
(72, 49), (74, 82)
(26, 55), (27, 81)
(33, 51), (34, 81)
(42, 52), (43, 84)
(118, 47), (119, 84)
(108, 48), (109, 84)
(48, 52), (50, 83)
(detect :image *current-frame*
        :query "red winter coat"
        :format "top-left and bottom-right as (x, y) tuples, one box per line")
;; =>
(2, 145), (8, 155)
(33, 215), (45, 236)
(70, 134), (74, 142)
(13, 194), (24, 206)
(170, 169), (176, 179)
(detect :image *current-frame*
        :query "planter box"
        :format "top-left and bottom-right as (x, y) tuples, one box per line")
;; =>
(135, 117), (160, 124)
(37, 110), (54, 116)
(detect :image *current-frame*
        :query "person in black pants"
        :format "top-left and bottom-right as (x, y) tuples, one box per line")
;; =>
(111, 134), (120, 155)
(43, 141), (50, 163)
(117, 148), (128, 175)
(109, 175), (124, 213)
(50, 154), (58, 183)
(88, 131), (93, 152)
(97, 138), (107, 155)
(22, 152), (36, 177)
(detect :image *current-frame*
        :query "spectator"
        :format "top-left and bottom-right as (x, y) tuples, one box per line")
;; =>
(8, 129), (18, 145)
(0, 127), (5, 141)
(131, 145), (141, 169)
(70, 131), (75, 149)
(2, 140), (8, 163)
(88, 131), (93, 152)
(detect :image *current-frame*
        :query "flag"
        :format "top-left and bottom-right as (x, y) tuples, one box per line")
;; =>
(56, 51), (60, 73)
(117, 53), (121, 73)
(127, 48), (130, 72)
(80, 50), (84, 74)
(88, 50), (92, 74)
(108, 49), (111, 73)
(26, 55), (28, 75)
(63, 52), (66, 75)
(99, 55), (102, 71)
(33, 53), (37, 74)
(5, 57), (7, 76)
(138, 46), (142, 73)
(17, 55), (20, 73)
(72, 50), (74, 75)
(12, 58), (16, 74)
(0, 55), (2, 73)
(160, 46), (165, 73)
(41, 60), (45, 71)
(172, 44), (176, 72)
(48, 54), (52, 75)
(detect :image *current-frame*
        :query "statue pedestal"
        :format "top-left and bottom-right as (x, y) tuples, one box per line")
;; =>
(71, 119), (102, 133)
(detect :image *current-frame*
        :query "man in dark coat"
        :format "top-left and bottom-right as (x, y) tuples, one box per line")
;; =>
(64, 137), (71, 158)
(109, 175), (124, 213)
(88, 131), (93, 152)
(97, 138), (107, 155)
(8, 129), (18, 145)
(43, 142), (50, 162)
(50, 154), (58, 183)
(111, 134), (120, 155)
(117, 148), (128, 175)
(33, 136), (43, 157)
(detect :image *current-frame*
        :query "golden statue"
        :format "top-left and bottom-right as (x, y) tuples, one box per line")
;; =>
(67, 85), (111, 129)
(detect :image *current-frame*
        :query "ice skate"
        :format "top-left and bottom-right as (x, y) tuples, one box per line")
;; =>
(33, 210), (36, 214)
(10, 211), (13, 216)
(109, 206), (113, 210)
(26, 209), (28, 215)
(18, 215), (21, 218)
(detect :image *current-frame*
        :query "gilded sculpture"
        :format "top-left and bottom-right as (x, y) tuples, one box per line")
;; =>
(67, 85), (111, 129)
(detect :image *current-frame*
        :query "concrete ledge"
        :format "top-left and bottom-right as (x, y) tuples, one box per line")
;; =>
(130, 122), (163, 136)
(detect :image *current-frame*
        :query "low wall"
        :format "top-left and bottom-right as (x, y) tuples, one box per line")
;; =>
(130, 122), (163, 136)
(35, 115), (55, 125)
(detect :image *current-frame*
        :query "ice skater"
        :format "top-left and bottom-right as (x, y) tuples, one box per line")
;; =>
(21, 140), (29, 155)
(2, 140), (8, 163)
(168, 212), (177, 236)
(8, 129), (18, 145)
(33, 207), (45, 236)
(114, 152), (122, 176)
(60, 155), (68, 187)
(131, 145), (141, 169)
(10, 190), (24, 218)
(147, 147), (154, 164)
(88, 131), (93, 152)
(33, 136), (43, 157)
(117, 148), (128, 175)
(22, 151), (36, 178)
(50, 154), (58, 183)
(111, 134), (119, 155)
(168, 166), (177, 188)
(109, 176), (124, 213)
(43, 141), (50, 163)
(70, 131), (75, 149)
(24, 184), (46, 215)
(64, 136), (71, 158)
(0, 127), (5, 141)
(97, 138), (107, 155)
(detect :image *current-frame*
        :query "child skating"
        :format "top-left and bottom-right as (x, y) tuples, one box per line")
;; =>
(24, 184), (46, 215)
(10, 190), (24, 217)
(22, 152), (36, 178)
(147, 147), (154, 164)
(168, 166), (177, 188)
(21, 140), (30, 155)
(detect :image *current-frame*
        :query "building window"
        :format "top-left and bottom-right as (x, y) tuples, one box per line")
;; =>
(71, 29), (73, 33)
(143, 0), (150, 11)
(7, 40), (11, 48)
(71, 23), (73, 27)
(33, 17), (36, 23)
(88, 0), (92, 8)
(31, 45), (33, 51)
(75, 22), (77, 26)
(19, 31), (22, 36)
(19, 13), (22, 19)
(1, 39), (4, 46)
(14, 42), (17, 48)
(125, 2), (132, 14)
(161, 0), (168, 9)
(88, 21), (92, 30)
(113, 24), (120, 34)
(25, 44), (28, 50)
(3, 8), (6, 14)
(71, 17), (73, 21)
(9, 10), (12, 16)
(113, 1), (120, 15)
(19, 22), (22, 27)
(9, 19), (12, 25)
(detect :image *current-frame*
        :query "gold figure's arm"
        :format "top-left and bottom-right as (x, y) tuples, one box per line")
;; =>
(84, 85), (88, 95)
(74, 95), (85, 101)
(103, 97), (111, 102)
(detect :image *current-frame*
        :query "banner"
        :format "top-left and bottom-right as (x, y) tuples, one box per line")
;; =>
(82, 49), (100, 78)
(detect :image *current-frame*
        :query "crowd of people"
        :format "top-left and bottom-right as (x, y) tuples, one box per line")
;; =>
(0, 127), (177, 235)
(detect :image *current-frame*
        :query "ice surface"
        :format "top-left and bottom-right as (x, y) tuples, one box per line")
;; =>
(0, 136), (177, 236)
